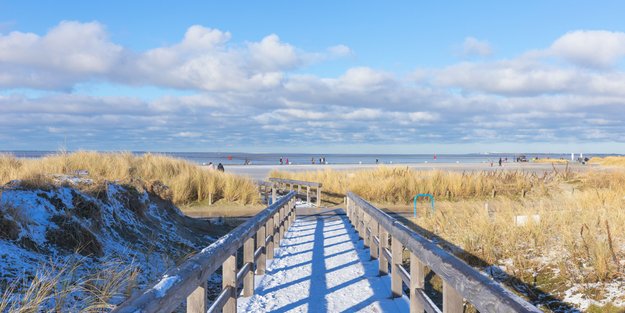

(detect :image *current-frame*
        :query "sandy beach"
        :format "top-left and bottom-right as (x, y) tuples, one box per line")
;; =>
(216, 162), (598, 181)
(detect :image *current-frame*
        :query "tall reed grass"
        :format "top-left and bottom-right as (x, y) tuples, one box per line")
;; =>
(0, 151), (258, 205)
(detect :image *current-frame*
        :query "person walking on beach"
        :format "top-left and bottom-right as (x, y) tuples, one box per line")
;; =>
(286, 158), (289, 165)
(280, 157), (283, 165)
(376, 158), (379, 164)
(311, 157), (315, 164)
(217, 163), (225, 172)
(498, 158), (502, 166)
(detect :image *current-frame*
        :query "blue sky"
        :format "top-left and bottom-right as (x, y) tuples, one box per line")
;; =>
(1, 1), (625, 153)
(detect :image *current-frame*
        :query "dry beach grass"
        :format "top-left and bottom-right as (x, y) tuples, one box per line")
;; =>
(271, 165), (625, 310)
(0, 151), (259, 205)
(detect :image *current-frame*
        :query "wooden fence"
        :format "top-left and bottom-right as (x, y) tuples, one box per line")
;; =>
(346, 192), (541, 313)
(112, 191), (298, 313)
(268, 177), (322, 207)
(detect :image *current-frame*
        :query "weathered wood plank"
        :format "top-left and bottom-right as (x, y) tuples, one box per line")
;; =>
(410, 253), (425, 313)
(186, 281), (206, 313)
(223, 254), (237, 313)
(255, 225), (266, 275)
(379, 228), (389, 275)
(443, 280), (463, 313)
(243, 238), (254, 297)
(370, 220), (379, 259)
(391, 236), (403, 297)
(316, 186), (322, 207)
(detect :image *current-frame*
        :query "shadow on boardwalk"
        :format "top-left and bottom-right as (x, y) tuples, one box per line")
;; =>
(241, 210), (405, 312)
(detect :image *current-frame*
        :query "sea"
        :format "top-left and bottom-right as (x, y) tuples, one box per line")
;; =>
(1, 151), (614, 166)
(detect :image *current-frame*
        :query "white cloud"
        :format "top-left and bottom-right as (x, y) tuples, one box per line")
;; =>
(1, 23), (625, 150)
(550, 30), (625, 68)
(462, 37), (492, 57)
(0, 21), (122, 89)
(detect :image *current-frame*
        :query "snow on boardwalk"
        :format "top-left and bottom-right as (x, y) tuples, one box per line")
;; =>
(239, 212), (408, 312)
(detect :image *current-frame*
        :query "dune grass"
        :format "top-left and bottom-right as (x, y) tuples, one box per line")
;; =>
(532, 158), (569, 164)
(0, 151), (259, 205)
(589, 156), (625, 167)
(271, 166), (553, 204)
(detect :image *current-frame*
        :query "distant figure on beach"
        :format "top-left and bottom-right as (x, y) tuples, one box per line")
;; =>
(286, 158), (289, 165)
(376, 159), (379, 164)
(207, 162), (216, 170)
(217, 163), (225, 172)
(319, 157), (322, 164)
(498, 158), (502, 166)
(311, 158), (315, 164)
(280, 157), (283, 165)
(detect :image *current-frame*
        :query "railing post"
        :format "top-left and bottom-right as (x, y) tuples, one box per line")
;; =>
(316, 186), (321, 207)
(290, 199), (296, 227)
(358, 208), (365, 238)
(223, 253), (237, 313)
(256, 225), (266, 275)
(297, 184), (301, 195)
(443, 281), (464, 313)
(279, 204), (285, 241)
(266, 218), (275, 259)
(273, 209), (281, 248)
(306, 186), (311, 204)
(186, 281), (206, 313)
(391, 236), (403, 297)
(370, 220), (378, 259)
(410, 253), (425, 313)
(363, 213), (370, 249)
(243, 237), (255, 297)
(379, 227), (389, 275)
(271, 183), (277, 204)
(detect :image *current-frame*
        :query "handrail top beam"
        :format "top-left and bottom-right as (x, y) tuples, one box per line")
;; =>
(346, 191), (540, 313)
(268, 177), (322, 187)
(112, 191), (297, 313)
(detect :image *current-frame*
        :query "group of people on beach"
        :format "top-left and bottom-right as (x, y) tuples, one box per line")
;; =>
(312, 156), (327, 164)
(278, 156), (328, 165)
(206, 162), (225, 172)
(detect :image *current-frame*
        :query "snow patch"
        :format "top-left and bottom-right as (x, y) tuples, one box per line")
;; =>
(153, 275), (179, 298)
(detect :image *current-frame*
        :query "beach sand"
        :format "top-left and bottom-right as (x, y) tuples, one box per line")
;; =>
(212, 162), (597, 181)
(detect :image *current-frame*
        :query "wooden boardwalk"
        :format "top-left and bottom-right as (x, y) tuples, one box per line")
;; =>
(113, 178), (540, 313)
(238, 209), (407, 312)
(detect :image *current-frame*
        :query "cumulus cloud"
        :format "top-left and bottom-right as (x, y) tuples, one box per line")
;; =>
(550, 30), (625, 68)
(461, 37), (492, 57)
(0, 21), (122, 89)
(0, 21), (351, 91)
(2, 23), (625, 150)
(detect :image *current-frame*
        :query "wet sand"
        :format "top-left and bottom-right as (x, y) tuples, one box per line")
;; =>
(214, 162), (597, 181)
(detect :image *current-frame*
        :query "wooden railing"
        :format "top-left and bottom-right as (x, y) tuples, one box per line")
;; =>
(345, 192), (541, 313)
(268, 178), (322, 207)
(112, 191), (298, 313)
